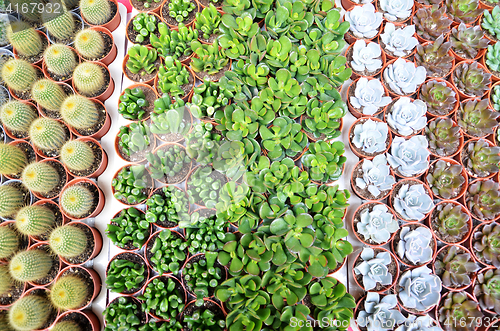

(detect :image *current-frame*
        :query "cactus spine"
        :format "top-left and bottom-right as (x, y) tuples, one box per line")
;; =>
(0, 143), (27, 176)
(31, 79), (67, 112)
(1, 59), (37, 92)
(60, 95), (99, 129)
(43, 44), (77, 77)
(29, 118), (67, 151)
(52, 321), (81, 331)
(9, 249), (53, 282)
(0, 101), (37, 134)
(50, 274), (89, 310)
(7, 21), (43, 57)
(73, 29), (105, 60)
(80, 0), (112, 25)
(0, 265), (14, 296)
(60, 140), (95, 171)
(21, 162), (60, 194)
(15, 205), (56, 236)
(0, 226), (19, 259)
(73, 62), (105, 96)
(42, 11), (76, 41)
(0, 184), (24, 218)
(0, 311), (14, 331)
(60, 184), (94, 218)
(8, 294), (52, 331)
(49, 224), (88, 258)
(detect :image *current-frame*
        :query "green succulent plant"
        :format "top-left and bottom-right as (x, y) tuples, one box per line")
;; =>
(450, 23), (489, 59)
(118, 87), (150, 121)
(473, 223), (500, 268)
(219, 12), (259, 59)
(145, 186), (189, 227)
(482, 5), (500, 40)
(445, 0), (482, 23)
(190, 39), (229, 76)
(118, 121), (154, 157)
(21, 161), (59, 194)
(15, 204), (55, 237)
(183, 252), (224, 306)
(492, 85), (500, 111)
(457, 97), (499, 137)
(168, 0), (196, 23)
(1, 59), (37, 92)
(425, 118), (462, 157)
(50, 274), (89, 310)
(74, 29), (105, 60)
(432, 203), (470, 244)
(60, 184), (95, 218)
(301, 140), (346, 183)
(181, 211), (228, 254)
(415, 34), (454, 77)
(218, 70), (259, 103)
(126, 45), (158, 77)
(73, 62), (105, 97)
(146, 230), (187, 275)
(232, 54), (271, 88)
(80, 0), (112, 25)
(140, 320), (182, 331)
(265, 1), (314, 42)
(131, 13), (158, 44)
(185, 122), (222, 165)
(8, 294), (53, 331)
(183, 306), (226, 331)
(215, 102), (260, 141)
(138, 276), (185, 320)
(188, 79), (232, 119)
(474, 268), (500, 314)
(31, 79), (67, 112)
(157, 56), (191, 98)
(0, 101), (37, 136)
(107, 207), (150, 250)
(434, 245), (479, 288)
(150, 95), (190, 137)
(438, 292), (482, 331)
(222, 0), (253, 17)
(453, 60), (492, 97)
(426, 160), (466, 199)
(413, 5), (452, 41)
(42, 11), (75, 41)
(49, 224), (88, 258)
(7, 21), (43, 57)
(195, 4), (222, 40)
(112, 164), (151, 205)
(212, 138), (260, 181)
(303, 98), (345, 140)
(9, 249), (53, 282)
(106, 257), (147, 294)
(486, 42), (500, 73)
(186, 166), (225, 209)
(0, 184), (24, 218)
(146, 144), (191, 181)
(463, 139), (500, 177)
(104, 297), (143, 330)
(151, 22), (198, 60)
(0, 143), (27, 176)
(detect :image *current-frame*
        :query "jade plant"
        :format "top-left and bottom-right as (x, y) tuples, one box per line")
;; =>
(182, 211), (228, 254)
(50, 274), (89, 310)
(118, 121), (154, 157)
(432, 203), (470, 244)
(60, 184), (95, 219)
(190, 40), (229, 76)
(425, 118), (462, 157)
(157, 56), (191, 98)
(183, 252), (224, 306)
(434, 245), (479, 288)
(0, 143), (27, 176)
(419, 79), (457, 116)
(474, 268), (500, 314)
(112, 164), (151, 205)
(139, 276), (185, 320)
(9, 249), (53, 282)
(106, 207), (150, 250)
(463, 139), (500, 177)
(472, 223), (500, 267)
(106, 258), (147, 294)
(264, 2), (314, 41)
(195, 5), (222, 40)
(438, 292), (482, 331)
(150, 96), (190, 138)
(187, 166), (224, 209)
(184, 307), (226, 331)
(188, 79), (232, 119)
(168, 0), (196, 23)
(60, 95), (100, 132)
(146, 145), (191, 181)
(486, 42), (500, 73)
(303, 98), (346, 140)
(145, 186), (190, 227)
(450, 23), (489, 59)
(185, 122), (222, 165)
(49, 224), (88, 259)
(212, 138), (260, 181)
(104, 297), (143, 331)
(413, 5), (452, 41)
(126, 45), (158, 79)
(301, 140), (346, 183)
(482, 6), (500, 40)
(147, 229), (187, 274)
(80, 0), (113, 26)
(452, 61), (492, 97)
(261, 265), (312, 310)
(467, 179), (500, 221)
(214, 102), (260, 141)
(219, 12), (259, 59)
(259, 116), (308, 161)
(0, 225), (19, 259)
(8, 294), (53, 331)
(0, 101), (37, 138)
(426, 160), (466, 199)
(414, 34), (454, 77)
(151, 23), (198, 60)
(457, 98), (499, 137)
(15, 205), (55, 237)
(131, 13), (158, 44)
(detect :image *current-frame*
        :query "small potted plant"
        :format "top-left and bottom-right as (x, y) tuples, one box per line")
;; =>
(385, 97), (427, 137)
(353, 247), (399, 292)
(418, 79), (459, 117)
(31, 79), (71, 119)
(7, 21), (48, 66)
(60, 95), (111, 139)
(390, 179), (434, 222)
(0, 180), (31, 220)
(115, 122), (156, 163)
(395, 266), (442, 314)
(7, 287), (57, 331)
(491, 82), (500, 110)
(59, 178), (104, 220)
(259, 116), (307, 161)
(186, 165), (226, 209)
(59, 138), (108, 178)
(412, 5), (452, 42)
(74, 27), (117, 66)
(195, 4), (222, 44)
(14, 203), (59, 242)
(352, 202), (399, 246)
(190, 39), (230, 81)
(182, 298), (226, 331)
(483, 42), (500, 81)
(466, 179), (500, 222)
(429, 200), (471, 245)
(0, 142), (31, 180)
(187, 79), (232, 120)
(155, 56), (195, 102)
(123, 45), (159, 85)
(450, 23), (490, 61)
(182, 209), (227, 254)
(185, 122), (221, 165)
(344, 3), (383, 42)
(470, 223), (500, 267)
(103, 296), (147, 329)
(20, 159), (68, 200)
(481, 5), (500, 42)
(0, 100), (38, 140)
(425, 158), (467, 200)
(301, 98), (346, 141)
(72, 61), (114, 102)
(347, 77), (391, 118)
(345, 40), (385, 78)
(301, 140), (345, 184)
(380, 23), (417, 61)
(351, 155), (396, 201)
(433, 244), (480, 291)
(151, 95), (192, 142)
(438, 294), (482, 330)
(2, 59), (40, 101)
(0, 221), (23, 261)
(451, 60), (492, 99)
(42, 44), (79, 83)
(111, 164), (153, 205)
(144, 229), (188, 275)
(382, 57), (427, 97)
(138, 275), (186, 321)
(10, 244), (61, 287)
(414, 34), (455, 78)
(392, 223), (436, 267)
(42, 11), (84, 46)
(474, 268), (500, 315)
(146, 186), (190, 228)
(456, 98), (499, 139)
(161, 0), (199, 28)
(151, 23), (199, 63)
(349, 117), (391, 159)
(147, 143), (193, 184)
(106, 207), (150, 251)
(118, 85), (156, 121)
(126, 13), (161, 45)
(386, 135), (430, 178)
(425, 117), (463, 157)
(106, 252), (149, 295)
(80, 0), (121, 32)
(461, 138), (500, 178)
(355, 293), (405, 331)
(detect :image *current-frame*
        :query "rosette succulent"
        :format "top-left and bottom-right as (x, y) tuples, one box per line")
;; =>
(426, 160), (465, 199)
(434, 245), (479, 288)
(425, 118), (461, 157)
(413, 6), (452, 41)
(438, 292), (482, 331)
(445, 0), (482, 24)
(482, 6), (500, 40)
(380, 23), (418, 57)
(349, 78), (391, 116)
(387, 136), (430, 177)
(397, 226), (434, 265)
(463, 139), (500, 178)
(467, 179), (500, 221)
(486, 42), (500, 73)
(474, 268), (500, 314)
(397, 266), (442, 312)
(356, 203), (399, 245)
(357, 293), (405, 331)
(418, 79), (457, 116)
(355, 155), (396, 199)
(432, 203), (470, 244)
(473, 223), (500, 268)
(457, 98), (499, 138)
(379, 0), (413, 22)
(393, 183), (434, 221)
(452, 61), (492, 97)
(351, 119), (389, 155)
(414, 34), (454, 77)
(354, 248), (394, 291)
(383, 58), (426, 95)
(350, 40), (383, 74)
(344, 4), (383, 39)
(450, 23), (489, 59)
(395, 315), (442, 331)
(386, 97), (427, 136)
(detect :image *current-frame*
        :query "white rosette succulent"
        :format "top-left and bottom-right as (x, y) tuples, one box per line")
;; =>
(352, 119), (389, 154)
(384, 58), (426, 95)
(398, 266), (442, 312)
(387, 136), (430, 177)
(386, 97), (427, 136)
(345, 4), (383, 39)
(356, 154), (396, 198)
(379, 0), (413, 21)
(354, 247), (394, 290)
(350, 78), (391, 116)
(393, 183), (434, 220)
(397, 226), (434, 265)
(351, 40), (383, 73)
(396, 315), (443, 331)
(356, 203), (399, 244)
(357, 292), (406, 331)
(380, 23), (418, 57)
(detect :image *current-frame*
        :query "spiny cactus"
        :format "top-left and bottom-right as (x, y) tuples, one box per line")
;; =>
(8, 294), (52, 331)
(29, 118), (67, 151)
(49, 224), (88, 258)
(73, 29), (105, 60)
(0, 101), (37, 135)
(60, 95), (100, 130)
(44, 44), (78, 77)
(7, 21), (43, 57)
(0, 143), (27, 175)
(80, 0), (112, 25)
(1, 59), (37, 92)
(60, 140), (95, 171)
(42, 11), (76, 41)
(0, 226), (19, 259)
(50, 274), (89, 310)
(31, 79), (67, 112)
(0, 184), (24, 218)
(9, 249), (53, 282)
(0, 265), (14, 297)
(0, 311), (14, 331)
(21, 162), (60, 194)
(51, 321), (81, 331)
(73, 62), (105, 96)
(60, 184), (94, 218)
(15, 205), (56, 237)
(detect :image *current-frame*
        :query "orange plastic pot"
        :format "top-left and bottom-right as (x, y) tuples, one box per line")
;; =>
(52, 265), (101, 311)
(54, 310), (101, 331)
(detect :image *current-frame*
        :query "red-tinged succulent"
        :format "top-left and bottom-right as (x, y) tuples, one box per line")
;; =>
(419, 79), (457, 116)
(472, 223), (500, 268)
(426, 160), (466, 199)
(434, 245), (479, 288)
(462, 139), (500, 178)
(450, 23), (489, 60)
(432, 203), (470, 244)
(474, 268), (500, 314)
(445, 0), (483, 24)
(438, 292), (483, 331)
(452, 61), (492, 97)
(413, 6), (452, 41)
(456, 98), (499, 137)
(425, 118), (461, 157)
(467, 179), (500, 221)
(414, 34), (454, 77)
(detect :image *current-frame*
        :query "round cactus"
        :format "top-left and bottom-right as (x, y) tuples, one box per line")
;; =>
(73, 29), (105, 60)
(0, 143), (27, 176)
(31, 79), (67, 112)
(9, 249), (53, 282)
(60, 184), (94, 218)
(29, 118), (67, 151)
(73, 62), (105, 96)
(80, 0), (112, 25)
(0, 226), (19, 259)
(52, 321), (81, 331)
(60, 95), (99, 130)
(15, 205), (56, 237)
(60, 140), (95, 171)
(42, 11), (75, 41)
(7, 21), (43, 57)
(0, 265), (14, 296)
(43, 44), (77, 77)
(21, 162), (60, 194)
(48, 224), (88, 258)
(1, 59), (37, 92)
(50, 274), (89, 310)
(8, 294), (52, 331)
(0, 101), (37, 134)
(0, 184), (24, 218)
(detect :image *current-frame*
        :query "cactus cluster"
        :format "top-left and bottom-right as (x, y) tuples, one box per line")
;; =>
(73, 29), (105, 60)
(0, 184), (25, 218)
(0, 143), (27, 176)
(0, 101), (37, 135)
(29, 118), (67, 152)
(9, 249), (53, 282)
(15, 205), (55, 237)
(31, 79), (67, 112)
(80, 0), (113, 25)
(60, 184), (94, 218)
(60, 95), (100, 130)
(43, 44), (78, 77)
(42, 11), (76, 41)
(1, 59), (37, 92)
(0, 226), (19, 259)
(50, 274), (89, 310)
(73, 62), (105, 96)
(21, 162), (60, 194)
(49, 224), (88, 258)
(7, 21), (43, 57)
(8, 294), (52, 331)
(60, 140), (96, 171)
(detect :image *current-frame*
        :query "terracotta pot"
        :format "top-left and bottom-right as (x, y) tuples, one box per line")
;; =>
(350, 160), (395, 202)
(352, 247), (399, 293)
(80, 0), (121, 32)
(122, 50), (159, 86)
(142, 274), (187, 320)
(344, 7), (384, 44)
(382, 58), (423, 98)
(427, 200), (472, 245)
(118, 83), (156, 121)
(126, 12), (163, 46)
(479, 0), (495, 10)
(72, 61), (114, 102)
(348, 117), (392, 159)
(61, 137), (108, 178)
(83, 26), (117, 66)
(450, 47), (486, 63)
(488, 80), (500, 111)
(345, 40), (386, 80)
(418, 78), (460, 118)
(147, 185), (191, 229)
(154, 63), (195, 102)
(481, 50), (500, 82)
(450, 60), (492, 100)
(104, 296), (147, 327)
(68, 98), (111, 139)
(4, 140), (38, 180)
(389, 178), (434, 222)
(460, 138), (498, 179)
(111, 165), (153, 206)
(13, 31), (48, 67)
(41, 46), (80, 84)
(346, 77), (390, 119)
(59, 178), (105, 220)
(54, 310), (101, 331)
(28, 158), (69, 200)
(18, 287), (58, 330)
(432, 244), (478, 292)
(59, 222), (102, 266)
(351, 202), (398, 247)
(144, 229), (187, 272)
(161, 0), (199, 28)
(424, 158), (468, 201)
(27, 242), (62, 287)
(52, 265), (101, 311)
(341, 0), (366, 11)
(196, 0), (224, 10)
(469, 223), (499, 268)
(109, 207), (151, 251)
(114, 123), (157, 164)
(3, 102), (36, 140)
(106, 251), (150, 296)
